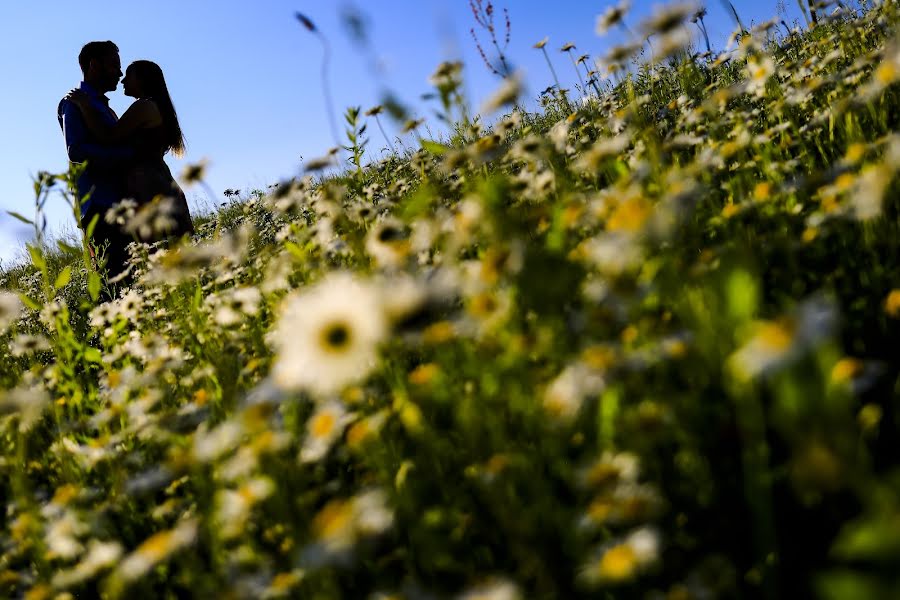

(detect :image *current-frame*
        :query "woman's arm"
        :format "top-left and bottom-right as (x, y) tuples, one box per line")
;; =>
(64, 92), (162, 143)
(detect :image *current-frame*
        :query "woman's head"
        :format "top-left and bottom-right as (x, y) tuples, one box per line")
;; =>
(123, 60), (186, 157)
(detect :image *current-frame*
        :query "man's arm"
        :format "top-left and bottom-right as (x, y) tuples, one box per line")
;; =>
(59, 100), (134, 169)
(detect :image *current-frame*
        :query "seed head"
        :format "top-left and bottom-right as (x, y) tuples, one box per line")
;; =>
(295, 12), (317, 32)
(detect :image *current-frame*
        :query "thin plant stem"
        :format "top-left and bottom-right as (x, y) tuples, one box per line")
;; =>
(540, 47), (569, 111)
(374, 114), (396, 155)
(719, 0), (748, 32)
(315, 31), (343, 158)
(566, 51), (586, 95)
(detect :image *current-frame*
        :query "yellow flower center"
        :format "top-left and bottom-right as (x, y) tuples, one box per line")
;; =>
(138, 530), (175, 561)
(320, 321), (352, 353)
(346, 421), (371, 449)
(884, 290), (900, 318)
(313, 500), (354, 540)
(607, 196), (652, 233)
(311, 413), (337, 438)
(597, 544), (638, 581)
(756, 321), (794, 352)
(876, 62), (898, 86)
(754, 182), (772, 201)
(831, 358), (863, 383)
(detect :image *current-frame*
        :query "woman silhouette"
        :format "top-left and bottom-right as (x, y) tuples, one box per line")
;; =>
(66, 60), (194, 241)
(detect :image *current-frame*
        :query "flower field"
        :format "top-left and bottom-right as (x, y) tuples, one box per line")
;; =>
(2, 2), (900, 598)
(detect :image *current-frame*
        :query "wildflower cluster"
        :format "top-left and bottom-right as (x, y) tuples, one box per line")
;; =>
(0, 3), (899, 598)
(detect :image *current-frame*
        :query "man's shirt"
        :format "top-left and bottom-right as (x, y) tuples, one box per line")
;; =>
(57, 82), (133, 219)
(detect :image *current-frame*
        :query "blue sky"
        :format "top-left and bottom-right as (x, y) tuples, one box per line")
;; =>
(0, 0), (803, 265)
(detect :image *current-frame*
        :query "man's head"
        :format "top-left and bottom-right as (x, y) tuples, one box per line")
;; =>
(78, 41), (122, 93)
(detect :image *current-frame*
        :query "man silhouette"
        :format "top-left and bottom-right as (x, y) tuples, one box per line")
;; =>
(58, 41), (134, 284)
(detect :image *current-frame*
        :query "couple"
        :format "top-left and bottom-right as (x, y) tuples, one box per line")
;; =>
(58, 40), (193, 284)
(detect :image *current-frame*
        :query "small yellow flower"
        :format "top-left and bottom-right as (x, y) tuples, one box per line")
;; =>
(311, 412), (336, 438)
(607, 196), (653, 233)
(107, 370), (121, 387)
(24, 585), (52, 600)
(756, 321), (794, 352)
(51, 484), (79, 506)
(831, 358), (863, 384)
(802, 227), (818, 243)
(534, 37), (548, 49)
(312, 498), (355, 544)
(268, 570), (305, 595)
(844, 143), (866, 163)
(834, 173), (855, 192)
(875, 61), (898, 86)
(587, 497), (614, 523)
(581, 345), (617, 370)
(858, 403), (883, 433)
(192, 388), (209, 406)
(620, 325), (639, 345)
(423, 321), (456, 344)
(346, 421), (372, 449)
(595, 543), (639, 581)
(884, 290), (900, 318)
(721, 202), (740, 218)
(753, 182), (772, 201)
(409, 363), (441, 386)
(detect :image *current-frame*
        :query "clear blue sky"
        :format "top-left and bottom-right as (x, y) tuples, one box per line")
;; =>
(0, 0), (802, 265)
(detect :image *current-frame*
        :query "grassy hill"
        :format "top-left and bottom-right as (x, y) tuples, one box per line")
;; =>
(1, 2), (899, 598)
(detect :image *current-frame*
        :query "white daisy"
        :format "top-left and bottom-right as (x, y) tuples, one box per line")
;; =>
(270, 273), (387, 396)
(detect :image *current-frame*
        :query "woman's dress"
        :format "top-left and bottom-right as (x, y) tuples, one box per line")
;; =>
(126, 126), (194, 241)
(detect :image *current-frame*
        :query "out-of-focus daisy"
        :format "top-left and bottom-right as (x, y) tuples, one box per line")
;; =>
(215, 477), (276, 539)
(0, 384), (51, 433)
(579, 483), (665, 529)
(300, 400), (353, 463)
(192, 420), (244, 463)
(457, 577), (522, 600)
(113, 519), (198, 583)
(52, 540), (123, 589)
(208, 286), (263, 327)
(653, 28), (692, 63)
(579, 527), (660, 586)
(543, 363), (606, 423)
(366, 218), (411, 269)
(639, 2), (697, 36)
(303, 488), (394, 564)
(746, 55), (776, 97)
(728, 297), (836, 381)
(481, 73), (523, 114)
(596, 1), (631, 36)
(270, 273), (387, 396)
(10, 334), (50, 357)
(0, 291), (24, 333)
(44, 510), (87, 560)
(578, 451), (641, 489)
(347, 411), (390, 454)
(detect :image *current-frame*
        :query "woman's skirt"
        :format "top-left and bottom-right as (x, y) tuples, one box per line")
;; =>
(125, 160), (195, 241)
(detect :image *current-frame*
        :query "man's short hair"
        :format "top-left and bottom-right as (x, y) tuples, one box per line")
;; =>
(78, 41), (119, 75)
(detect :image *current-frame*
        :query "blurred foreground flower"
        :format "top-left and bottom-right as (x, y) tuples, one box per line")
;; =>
(301, 488), (394, 565)
(480, 73), (523, 114)
(112, 519), (198, 584)
(596, 1), (631, 35)
(728, 297), (836, 381)
(457, 577), (522, 600)
(270, 272), (387, 396)
(300, 400), (353, 462)
(579, 527), (660, 586)
(0, 290), (23, 334)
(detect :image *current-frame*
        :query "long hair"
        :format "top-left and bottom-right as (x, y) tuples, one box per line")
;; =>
(128, 60), (186, 157)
